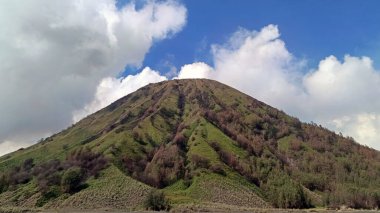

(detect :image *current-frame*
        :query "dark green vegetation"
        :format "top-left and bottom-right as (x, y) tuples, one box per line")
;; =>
(144, 190), (171, 211)
(0, 79), (380, 210)
(0, 148), (107, 207)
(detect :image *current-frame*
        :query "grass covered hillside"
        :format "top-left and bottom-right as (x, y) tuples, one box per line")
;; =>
(1, 79), (380, 211)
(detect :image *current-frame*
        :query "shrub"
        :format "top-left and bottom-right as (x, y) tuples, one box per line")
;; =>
(159, 107), (176, 118)
(190, 154), (210, 169)
(209, 141), (221, 151)
(210, 164), (226, 176)
(23, 158), (34, 171)
(290, 139), (303, 151)
(0, 173), (8, 193)
(178, 94), (185, 113)
(66, 147), (108, 178)
(33, 159), (63, 193)
(300, 174), (327, 191)
(265, 173), (312, 209)
(325, 186), (380, 209)
(144, 190), (170, 211)
(1, 149), (107, 197)
(143, 145), (185, 188)
(123, 155), (147, 175)
(61, 167), (83, 194)
(8, 167), (31, 185)
(62, 144), (69, 150)
(173, 133), (187, 151)
(210, 143), (260, 186)
(36, 186), (61, 207)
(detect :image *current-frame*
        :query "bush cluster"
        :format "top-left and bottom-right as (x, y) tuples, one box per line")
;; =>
(265, 173), (312, 209)
(0, 148), (108, 207)
(144, 190), (170, 211)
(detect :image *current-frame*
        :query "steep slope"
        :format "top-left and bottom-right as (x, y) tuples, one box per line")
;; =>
(1, 79), (380, 210)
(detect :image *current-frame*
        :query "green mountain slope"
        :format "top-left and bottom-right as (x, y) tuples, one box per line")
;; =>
(1, 79), (380, 210)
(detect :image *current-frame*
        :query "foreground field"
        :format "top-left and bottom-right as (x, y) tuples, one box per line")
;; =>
(1, 206), (379, 213)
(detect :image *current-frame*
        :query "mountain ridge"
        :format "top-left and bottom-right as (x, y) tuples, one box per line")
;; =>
(1, 79), (380, 211)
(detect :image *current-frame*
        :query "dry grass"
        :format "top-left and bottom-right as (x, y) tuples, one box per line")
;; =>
(170, 204), (379, 213)
(44, 166), (151, 210)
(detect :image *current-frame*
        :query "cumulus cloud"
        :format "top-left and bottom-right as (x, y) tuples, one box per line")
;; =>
(174, 25), (380, 150)
(304, 56), (380, 149)
(0, 0), (186, 155)
(303, 55), (380, 119)
(176, 62), (214, 79)
(176, 25), (306, 115)
(210, 25), (306, 114)
(73, 67), (167, 121)
(328, 113), (380, 149)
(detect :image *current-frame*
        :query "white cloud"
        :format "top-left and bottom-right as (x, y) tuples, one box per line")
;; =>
(303, 56), (380, 149)
(328, 113), (380, 149)
(0, 0), (186, 156)
(176, 62), (214, 79)
(176, 25), (306, 115)
(73, 67), (167, 121)
(0, 141), (32, 157)
(210, 25), (306, 114)
(303, 55), (380, 119)
(175, 25), (380, 150)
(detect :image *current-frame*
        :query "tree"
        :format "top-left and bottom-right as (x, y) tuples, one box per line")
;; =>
(0, 173), (8, 193)
(61, 167), (83, 193)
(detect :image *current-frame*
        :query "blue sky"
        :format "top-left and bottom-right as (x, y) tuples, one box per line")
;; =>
(120, 0), (380, 75)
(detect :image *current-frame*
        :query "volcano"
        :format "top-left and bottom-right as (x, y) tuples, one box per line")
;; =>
(1, 79), (379, 211)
